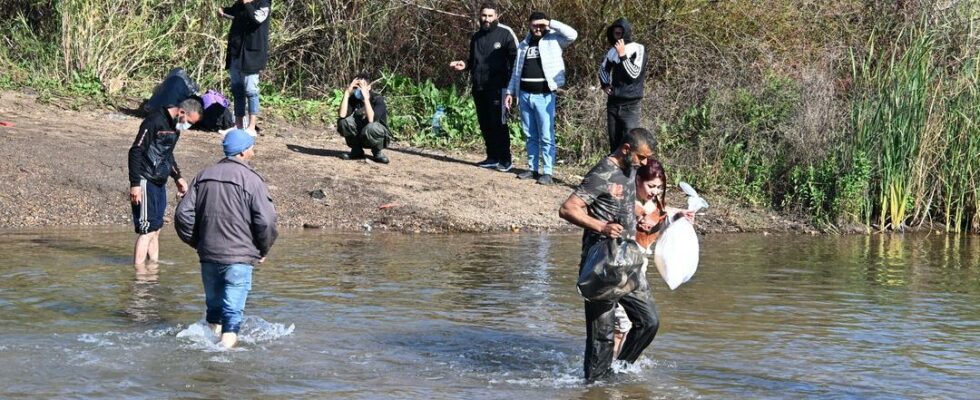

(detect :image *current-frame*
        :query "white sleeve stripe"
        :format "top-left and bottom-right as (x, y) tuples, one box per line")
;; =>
(623, 45), (644, 79)
(598, 62), (610, 84)
(499, 23), (519, 45)
(135, 128), (148, 146)
(254, 7), (270, 23)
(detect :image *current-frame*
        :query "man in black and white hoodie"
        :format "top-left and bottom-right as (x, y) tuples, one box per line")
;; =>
(599, 18), (647, 153)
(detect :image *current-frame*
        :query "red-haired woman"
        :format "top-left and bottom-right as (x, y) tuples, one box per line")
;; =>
(612, 159), (694, 359)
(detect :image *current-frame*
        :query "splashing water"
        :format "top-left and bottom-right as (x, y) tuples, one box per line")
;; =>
(75, 326), (183, 351)
(175, 316), (295, 351)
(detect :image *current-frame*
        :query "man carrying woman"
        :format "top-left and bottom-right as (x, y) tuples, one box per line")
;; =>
(559, 127), (693, 381)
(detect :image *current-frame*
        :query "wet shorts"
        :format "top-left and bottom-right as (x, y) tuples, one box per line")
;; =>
(614, 303), (632, 333)
(132, 179), (167, 234)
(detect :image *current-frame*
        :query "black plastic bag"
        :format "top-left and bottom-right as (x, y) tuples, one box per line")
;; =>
(577, 237), (647, 302)
(144, 68), (200, 112)
(576, 166), (646, 301)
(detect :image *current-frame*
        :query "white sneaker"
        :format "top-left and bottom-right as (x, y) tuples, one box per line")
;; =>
(218, 128), (234, 138)
(245, 128), (257, 137)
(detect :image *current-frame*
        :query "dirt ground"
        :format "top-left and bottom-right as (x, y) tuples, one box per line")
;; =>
(0, 90), (816, 234)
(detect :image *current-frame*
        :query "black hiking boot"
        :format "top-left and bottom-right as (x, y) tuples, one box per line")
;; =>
(341, 150), (366, 160)
(372, 149), (390, 164)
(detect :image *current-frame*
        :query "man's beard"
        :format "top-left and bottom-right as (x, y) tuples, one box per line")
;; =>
(629, 151), (641, 168)
(619, 151), (641, 172)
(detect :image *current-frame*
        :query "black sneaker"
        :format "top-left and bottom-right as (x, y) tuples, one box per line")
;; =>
(477, 158), (499, 169)
(496, 161), (513, 172)
(341, 151), (366, 160)
(536, 174), (554, 186)
(372, 150), (390, 164)
(517, 171), (537, 180)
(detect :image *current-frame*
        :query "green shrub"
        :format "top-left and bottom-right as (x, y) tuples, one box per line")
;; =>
(2, 0), (977, 232)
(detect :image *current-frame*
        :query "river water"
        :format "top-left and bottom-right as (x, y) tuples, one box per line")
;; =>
(0, 228), (977, 399)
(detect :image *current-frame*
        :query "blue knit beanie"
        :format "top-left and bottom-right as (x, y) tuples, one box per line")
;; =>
(223, 129), (255, 156)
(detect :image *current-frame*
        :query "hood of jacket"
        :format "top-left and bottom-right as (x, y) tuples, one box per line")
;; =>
(606, 17), (633, 45)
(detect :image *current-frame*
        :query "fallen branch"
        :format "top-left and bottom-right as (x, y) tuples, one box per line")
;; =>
(399, 0), (469, 19)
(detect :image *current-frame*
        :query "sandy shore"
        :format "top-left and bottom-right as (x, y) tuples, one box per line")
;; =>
(0, 90), (814, 234)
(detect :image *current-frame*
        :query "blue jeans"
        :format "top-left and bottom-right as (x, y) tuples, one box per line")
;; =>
(519, 91), (557, 175)
(229, 68), (260, 118)
(201, 262), (253, 334)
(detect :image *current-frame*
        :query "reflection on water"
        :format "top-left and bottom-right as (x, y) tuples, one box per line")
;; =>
(120, 263), (162, 325)
(0, 228), (978, 399)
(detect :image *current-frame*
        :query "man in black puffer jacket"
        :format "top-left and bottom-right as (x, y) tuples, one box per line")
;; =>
(219, 0), (271, 135)
(599, 17), (647, 153)
(449, 2), (519, 172)
(128, 98), (203, 268)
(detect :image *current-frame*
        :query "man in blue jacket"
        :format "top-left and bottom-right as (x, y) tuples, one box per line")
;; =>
(504, 11), (577, 186)
(175, 129), (278, 348)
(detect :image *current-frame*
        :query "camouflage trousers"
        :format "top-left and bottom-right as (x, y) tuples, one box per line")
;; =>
(337, 115), (390, 153)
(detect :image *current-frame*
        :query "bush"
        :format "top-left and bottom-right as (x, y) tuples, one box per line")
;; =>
(2, 0), (977, 231)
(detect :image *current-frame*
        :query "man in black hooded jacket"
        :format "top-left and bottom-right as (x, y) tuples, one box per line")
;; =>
(128, 98), (203, 268)
(449, 2), (519, 171)
(598, 18), (647, 153)
(219, 0), (271, 134)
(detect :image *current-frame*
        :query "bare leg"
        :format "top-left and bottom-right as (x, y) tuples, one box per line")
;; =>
(133, 233), (153, 266)
(246, 114), (258, 131)
(147, 231), (160, 263)
(135, 262), (160, 283)
(220, 332), (238, 348)
(612, 303), (631, 360)
(613, 331), (626, 359)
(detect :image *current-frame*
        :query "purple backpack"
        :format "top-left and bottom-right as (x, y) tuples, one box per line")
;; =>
(201, 90), (230, 110)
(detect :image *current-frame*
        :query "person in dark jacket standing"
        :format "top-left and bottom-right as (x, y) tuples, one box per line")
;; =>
(219, 0), (271, 135)
(449, 2), (518, 172)
(175, 129), (278, 348)
(337, 73), (392, 164)
(599, 18), (647, 153)
(128, 98), (203, 268)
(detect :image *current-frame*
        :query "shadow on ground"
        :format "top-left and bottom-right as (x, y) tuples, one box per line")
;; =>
(287, 144), (349, 159)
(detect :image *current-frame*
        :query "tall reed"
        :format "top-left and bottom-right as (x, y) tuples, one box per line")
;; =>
(850, 9), (979, 232)
(851, 23), (938, 231)
(59, 0), (181, 93)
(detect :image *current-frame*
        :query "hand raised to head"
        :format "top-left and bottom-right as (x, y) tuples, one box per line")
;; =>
(615, 39), (627, 57)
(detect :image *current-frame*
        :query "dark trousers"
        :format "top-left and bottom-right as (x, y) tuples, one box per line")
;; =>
(583, 280), (660, 381)
(473, 88), (511, 163)
(338, 116), (390, 155)
(606, 99), (642, 153)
